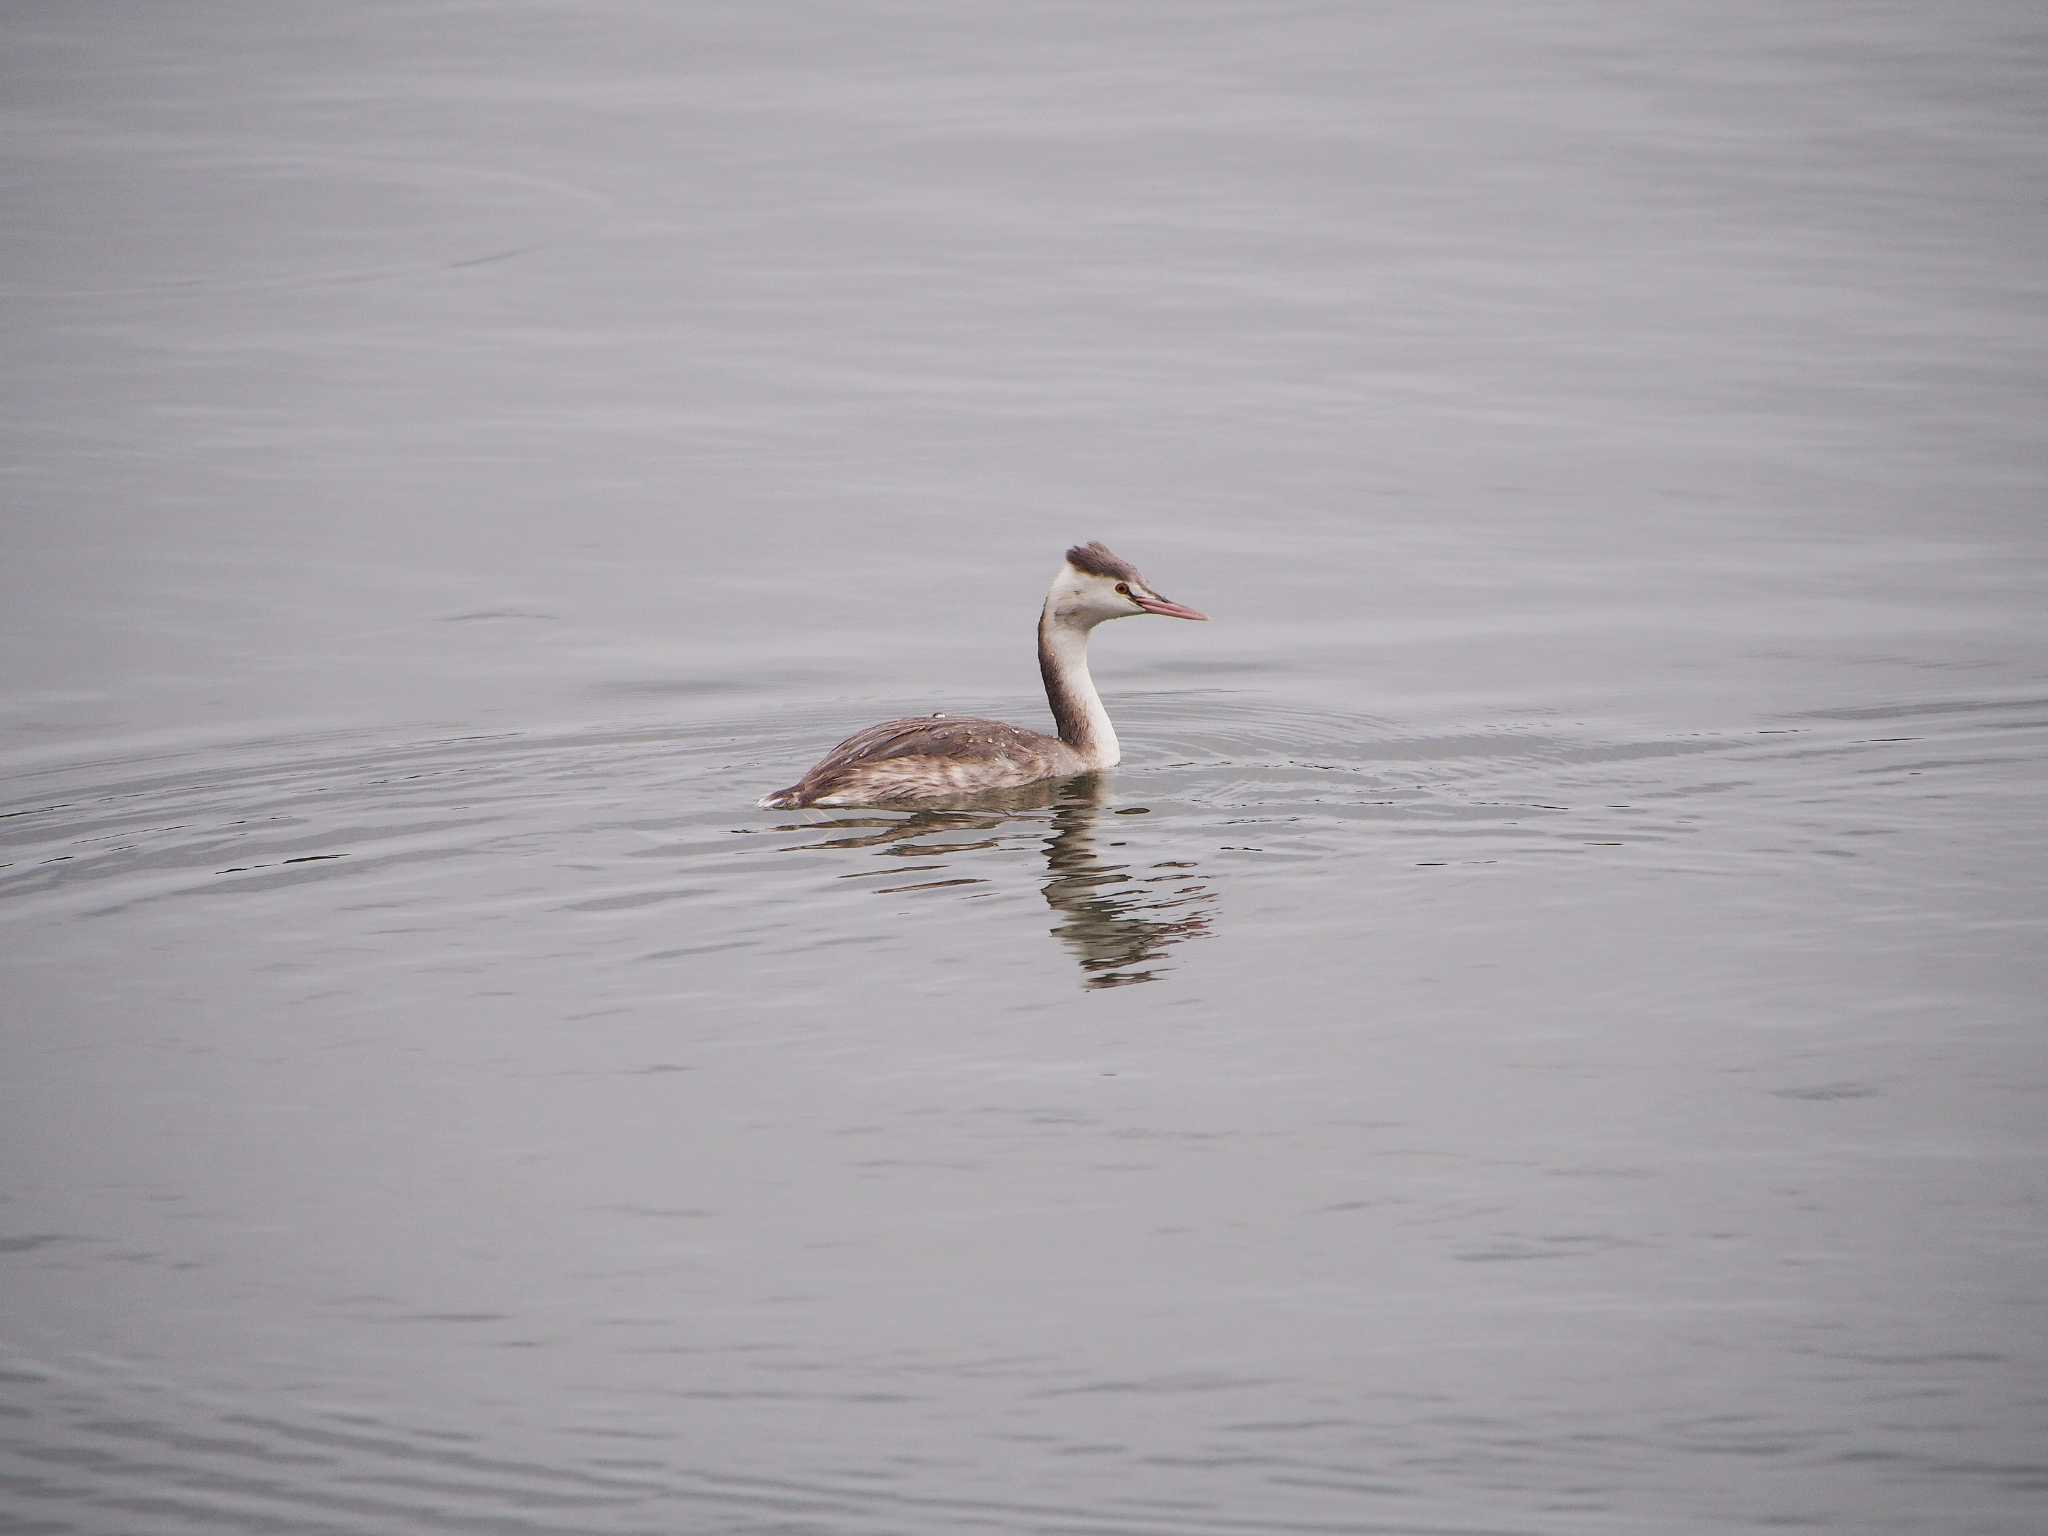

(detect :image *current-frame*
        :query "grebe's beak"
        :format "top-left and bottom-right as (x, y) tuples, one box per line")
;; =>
(1134, 591), (1208, 621)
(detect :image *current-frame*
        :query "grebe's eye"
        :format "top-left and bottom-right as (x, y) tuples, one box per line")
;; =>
(1115, 582), (1130, 596)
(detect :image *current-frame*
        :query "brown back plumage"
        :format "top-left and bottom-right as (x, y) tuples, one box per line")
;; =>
(760, 715), (1073, 807)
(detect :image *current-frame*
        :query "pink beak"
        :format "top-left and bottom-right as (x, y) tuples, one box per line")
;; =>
(1133, 592), (1209, 621)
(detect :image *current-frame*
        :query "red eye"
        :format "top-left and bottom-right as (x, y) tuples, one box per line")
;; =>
(1115, 582), (1130, 595)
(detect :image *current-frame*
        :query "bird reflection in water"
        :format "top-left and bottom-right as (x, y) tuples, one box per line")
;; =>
(771, 776), (1215, 988)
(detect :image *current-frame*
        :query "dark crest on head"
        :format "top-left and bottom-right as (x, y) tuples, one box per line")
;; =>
(1065, 541), (1141, 583)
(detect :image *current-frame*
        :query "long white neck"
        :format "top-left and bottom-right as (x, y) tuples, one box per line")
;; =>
(1038, 607), (1119, 768)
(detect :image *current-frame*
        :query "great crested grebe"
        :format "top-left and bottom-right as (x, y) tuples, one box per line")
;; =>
(759, 542), (1207, 809)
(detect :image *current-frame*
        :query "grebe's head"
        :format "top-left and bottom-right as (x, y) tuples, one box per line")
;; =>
(1046, 541), (1209, 628)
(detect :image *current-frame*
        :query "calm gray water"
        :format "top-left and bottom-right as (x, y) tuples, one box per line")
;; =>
(5, 3), (2047, 1532)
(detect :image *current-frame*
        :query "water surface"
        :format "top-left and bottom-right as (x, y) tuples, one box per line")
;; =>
(4, 3), (2047, 1533)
